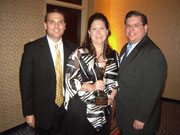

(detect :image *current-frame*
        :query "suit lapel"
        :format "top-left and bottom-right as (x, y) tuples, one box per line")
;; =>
(63, 41), (68, 68)
(63, 40), (72, 79)
(119, 36), (148, 72)
(120, 44), (128, 57)
(40, 37), (56, 76)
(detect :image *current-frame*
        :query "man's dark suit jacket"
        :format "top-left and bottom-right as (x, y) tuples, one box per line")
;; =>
(115, 36), (167, 134)
(20, 36), (77, 129)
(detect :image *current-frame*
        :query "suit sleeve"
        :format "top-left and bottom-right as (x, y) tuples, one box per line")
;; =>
(20, 44), (35, 117)
(136, 49), (167, 123)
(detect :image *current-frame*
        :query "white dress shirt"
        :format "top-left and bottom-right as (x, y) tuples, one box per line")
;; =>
(46, 36), (65, 94)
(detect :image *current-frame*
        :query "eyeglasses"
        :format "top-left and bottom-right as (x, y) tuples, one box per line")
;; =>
(126, 24), (144, 28)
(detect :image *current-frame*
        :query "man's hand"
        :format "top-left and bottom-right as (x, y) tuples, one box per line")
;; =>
(26, 115), (35, 128)
(133, 119), (145, 130)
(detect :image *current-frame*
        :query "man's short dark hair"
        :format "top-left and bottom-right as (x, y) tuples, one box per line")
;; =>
(125, 11), (148, 25)
(45, 8), (66, 23)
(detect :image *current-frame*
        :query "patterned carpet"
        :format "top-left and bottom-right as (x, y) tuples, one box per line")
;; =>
(111, 99), (180, 135)
(156, 100), (180, 135)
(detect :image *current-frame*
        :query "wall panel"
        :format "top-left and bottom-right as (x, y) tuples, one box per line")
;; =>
(94, 0), (180, 100)
(0, 0), (45, 132)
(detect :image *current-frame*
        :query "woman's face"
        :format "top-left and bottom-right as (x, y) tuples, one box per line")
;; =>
(88, 20), (109, 46)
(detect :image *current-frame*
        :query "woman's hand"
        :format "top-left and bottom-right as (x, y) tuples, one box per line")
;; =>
(92, 80), (105, 91)
(107, 89), (117, 106)
(80, 80), (105, 91)
(108, 98), (114, 106)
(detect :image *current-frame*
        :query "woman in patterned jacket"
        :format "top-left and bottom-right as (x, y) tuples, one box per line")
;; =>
(64, 13), (119, 135)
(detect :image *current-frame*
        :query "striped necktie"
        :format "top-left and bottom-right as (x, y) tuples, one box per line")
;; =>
(54, 44), (63, 107)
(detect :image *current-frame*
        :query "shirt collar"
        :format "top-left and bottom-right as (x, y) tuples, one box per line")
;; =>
(46, 35), (62, 46)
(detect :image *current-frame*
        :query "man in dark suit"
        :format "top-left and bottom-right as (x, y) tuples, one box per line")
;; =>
(20, 9), (77, 135)
(115, 11), (167, 135)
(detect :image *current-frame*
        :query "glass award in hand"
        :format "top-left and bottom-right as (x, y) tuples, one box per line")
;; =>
(95, 61), (108, 106)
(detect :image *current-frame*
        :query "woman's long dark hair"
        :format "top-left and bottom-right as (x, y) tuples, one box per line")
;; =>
(81, 13), (112, 57)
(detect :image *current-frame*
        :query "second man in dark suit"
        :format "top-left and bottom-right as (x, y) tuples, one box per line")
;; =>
(115, 11), (167, 135)
(20, 9), (77, 135)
